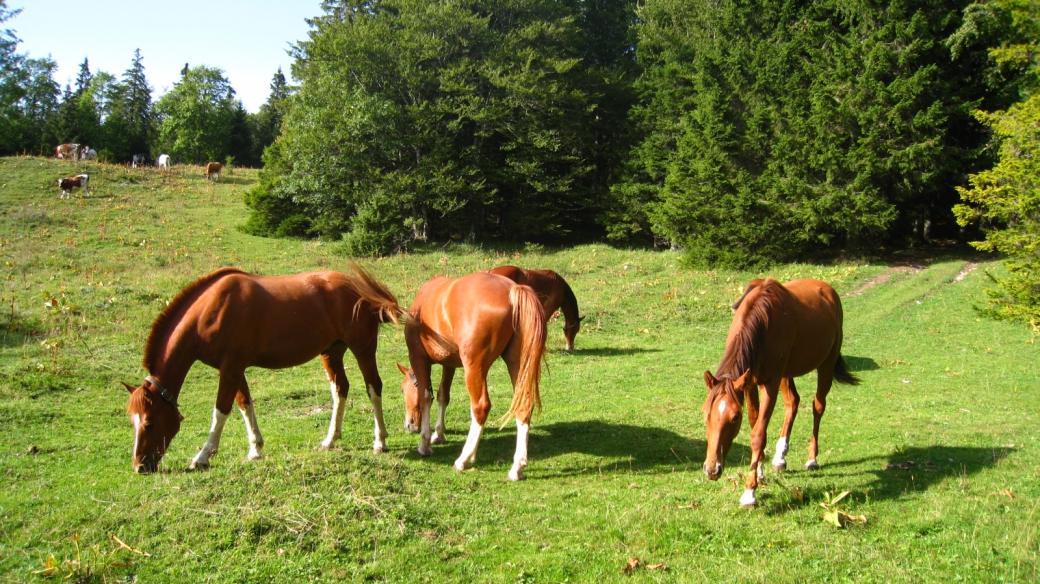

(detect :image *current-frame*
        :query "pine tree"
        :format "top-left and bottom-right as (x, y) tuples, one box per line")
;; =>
(75, 57), (91, 94)
(120, 49), (152, 156)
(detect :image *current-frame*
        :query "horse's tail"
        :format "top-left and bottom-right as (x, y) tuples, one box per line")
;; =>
(501, 284), (547, 425)
(833, 355), (860, 386)
(348, 262), (405, 325)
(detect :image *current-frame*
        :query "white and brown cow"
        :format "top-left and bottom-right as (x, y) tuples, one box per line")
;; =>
(55, 143), (80, 160)
(57, 174), (89, 199)
(204, 162), (222, 181)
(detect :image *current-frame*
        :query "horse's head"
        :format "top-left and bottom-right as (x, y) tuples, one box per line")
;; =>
(124, 380), (183, 473)
(563, 315), (585, 351)
(701, 370), (748, 480)
(396, 363), (422, 433)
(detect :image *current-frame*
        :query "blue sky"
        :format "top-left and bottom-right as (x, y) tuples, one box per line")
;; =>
(9, 0), (321, 112)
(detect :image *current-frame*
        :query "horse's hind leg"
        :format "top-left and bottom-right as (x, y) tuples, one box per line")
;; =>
(189, 370), (243, 469)
(432, 366), (456, 445)
(772, 378), (800, 471)
(235, 380), (264, 461)
(351, 341), (390, 453)
(502, 342), (529, 481)
(319, 347), (350, 451)
(807, 369), (834, 470)
(454, 361), (491, 472)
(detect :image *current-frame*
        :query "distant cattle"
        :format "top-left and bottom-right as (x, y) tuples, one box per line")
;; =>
(204, 162), (222, 181)
(57, 174), (89, 199)
(157, 154), (171, 170)
(82, 147), (97, 161)
(56, 143), (80, 160)
(131, 154), (146, 168)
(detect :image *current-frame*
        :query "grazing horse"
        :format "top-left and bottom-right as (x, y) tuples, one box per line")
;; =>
(398, 272), (546, 481)
(131, 154), (146, 168)
(157, 154), (171, 170)
(489, 265), (584, 350)
(123, 264), (402, 474)
(702, 278), (859, 507)
(205, 162), (222, 181)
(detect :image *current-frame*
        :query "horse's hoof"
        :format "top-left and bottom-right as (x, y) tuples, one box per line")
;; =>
(772, 461), (787, 472)
(418, 445), (433, 457)
(187, 461), (210, 471)
(373, 444), (388, 453)
(508, 469), (526, 481)
(318, 443), (332, 452)
(246, 452), (263, 461)
(805, 460), (820, 470)
(739, 489), (757, 507)
(431, 434), (446, 445)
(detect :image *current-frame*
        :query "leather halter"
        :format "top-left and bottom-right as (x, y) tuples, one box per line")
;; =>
(145, 375), (181, 415)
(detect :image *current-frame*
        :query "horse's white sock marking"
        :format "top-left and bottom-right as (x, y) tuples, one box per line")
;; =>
(757, 461), (764, 480)
(190, 408), (228, 469)
(453, 409), (484, 471)
(509, 420), (530, 481)
(740, 489), (757, 507)
(368, 384), (388, 453)
(240, 403), (263, 460)
(321, 383), (345, 450)
(718, 400), (727, 415)
(773, 436), (788, 467)
(805, 459), (819, 470)
(432, 396), (448, 444)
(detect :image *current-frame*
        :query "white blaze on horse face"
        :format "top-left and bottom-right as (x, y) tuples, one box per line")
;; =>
(509, 419), (530, 481)
(453, 409), (484, 471)
(322, 383), (345, 450)
(132, 413), (142, 460)
(717, 399), (728, 416)
(368, 384), (388, 453)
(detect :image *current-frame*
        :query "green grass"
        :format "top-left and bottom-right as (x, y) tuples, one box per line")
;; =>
(0, 156), (1037, 582)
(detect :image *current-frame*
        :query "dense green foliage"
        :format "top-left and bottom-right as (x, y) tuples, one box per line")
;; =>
(954, 0), (1040, 327)
(244, 0), (637, 252)
(611, 0), (1018, 267)
(0, 157), (1037, 582)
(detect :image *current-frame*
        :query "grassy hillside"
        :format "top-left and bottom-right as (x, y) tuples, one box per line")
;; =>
(0, 157), (1036, 582)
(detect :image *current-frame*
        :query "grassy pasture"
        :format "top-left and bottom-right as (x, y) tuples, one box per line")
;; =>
(0, 156), (1037, 582)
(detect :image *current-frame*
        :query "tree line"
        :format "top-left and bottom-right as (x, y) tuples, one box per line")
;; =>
(0, 2), (285, 167)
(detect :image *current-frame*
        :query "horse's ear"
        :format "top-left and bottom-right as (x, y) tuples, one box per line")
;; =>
(177, 412), (185, 422)
(733, 370), (751, 389)
(703, 370), (716, 388)
(121, 381), (136, 394)
(579, 316), (586, 322)
(396, 363), (409, 376)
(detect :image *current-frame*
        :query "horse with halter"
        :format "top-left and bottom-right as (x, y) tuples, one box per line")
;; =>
(398, 272), (547, 481)
(489, 265), (584, 351)
(123, 264), (402, 473)
(702, 278), (859, 506)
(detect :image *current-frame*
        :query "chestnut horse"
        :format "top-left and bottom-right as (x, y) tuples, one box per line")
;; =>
(398, 272), (546, 481)
(489, 265), (584, 350)
(123, 265), (402, 473)
(702, 278), (859, 506)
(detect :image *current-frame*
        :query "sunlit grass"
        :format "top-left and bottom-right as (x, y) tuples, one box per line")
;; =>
(0, 156), (1036, 582)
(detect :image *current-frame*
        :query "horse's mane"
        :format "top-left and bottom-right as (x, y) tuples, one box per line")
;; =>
(715, 278), (785, 380)
(143, 267), (245, 372)
(346, 261), (404, 325)
(552, 271), (581, 320)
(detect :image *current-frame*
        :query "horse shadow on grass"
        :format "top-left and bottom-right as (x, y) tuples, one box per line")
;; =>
(557, 347), (662, 357)
(416, 419), (749, 479)
(842, 355), (880, 372)
(758, 445), (1014, 514)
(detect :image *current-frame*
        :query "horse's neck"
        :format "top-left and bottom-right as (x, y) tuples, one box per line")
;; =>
(716, 304), (759, 378)
(560, 291), (580, 326)
(147, 330), (197, 398)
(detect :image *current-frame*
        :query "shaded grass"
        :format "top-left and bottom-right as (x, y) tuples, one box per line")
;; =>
(0, 156), (1036, 582)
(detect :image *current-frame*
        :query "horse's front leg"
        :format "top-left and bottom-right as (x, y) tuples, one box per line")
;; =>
(742, 382), (778, 507)
(351, 342), (389, 453)
(772, 377), (799, 471)
(319, 348), (351, 451)
(432, 366), (456, 444)
(189, 370), (240, 470)
(409, 359), (436, 457)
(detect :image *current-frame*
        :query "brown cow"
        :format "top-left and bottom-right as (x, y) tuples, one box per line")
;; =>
(205, 162), (222, 181)
(57, 174), (89, 199)
(55, 143), (80, 160)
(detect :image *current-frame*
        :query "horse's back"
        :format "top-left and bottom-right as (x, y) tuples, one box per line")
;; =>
(776, 279), (844, 376)
(411, 272), (518, 363)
